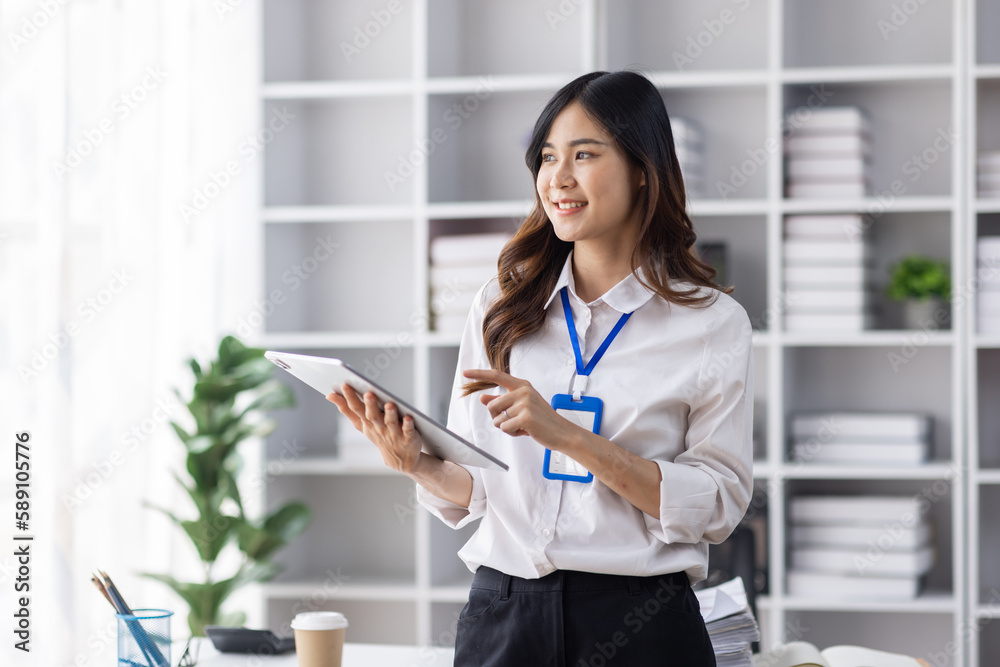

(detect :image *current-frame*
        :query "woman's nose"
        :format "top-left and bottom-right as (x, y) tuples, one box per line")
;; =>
(550, 161), (575, 188)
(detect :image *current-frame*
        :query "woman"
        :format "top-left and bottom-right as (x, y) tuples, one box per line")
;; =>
(329, 70), (753, 665)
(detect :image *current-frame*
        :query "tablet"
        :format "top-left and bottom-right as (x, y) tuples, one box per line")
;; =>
(264, 351), (508, 472)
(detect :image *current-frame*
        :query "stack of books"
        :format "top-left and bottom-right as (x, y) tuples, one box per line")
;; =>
(979, 150), (1000, 198)
(783, 214), (874, 331)
(695, 576), (760, 667)
(789, 411), (932, 466)
(786, 495), (935, 600)
(429, 232), (510, 333)
(785, 106), (871, 199)
(979, 236), (1000, 335)
(671, 116), (704, 196)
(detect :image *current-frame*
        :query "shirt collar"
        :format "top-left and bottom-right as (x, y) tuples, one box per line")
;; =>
(543, 250), (657, 314)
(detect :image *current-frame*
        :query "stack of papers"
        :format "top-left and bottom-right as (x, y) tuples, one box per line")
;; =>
(782, 214), (874, 331)
(979, 150), (1000, 198)
(696, 576), (761, 667)
(429, 232), (510, 333)
(979, 236), (1000, 335)
(671, 116), (705, 196)
(784, 106), (871, 199)
(789, 411), (932, 466)
(786, 495), (935, 600)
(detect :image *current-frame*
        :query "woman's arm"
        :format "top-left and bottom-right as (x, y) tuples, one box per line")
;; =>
(327, 385), (474, 508)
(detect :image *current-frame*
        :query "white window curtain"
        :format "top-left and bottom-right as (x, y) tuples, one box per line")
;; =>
(0, 0), (261, 663)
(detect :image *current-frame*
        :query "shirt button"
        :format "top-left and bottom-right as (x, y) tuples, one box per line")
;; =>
(542, 528), (551, 537)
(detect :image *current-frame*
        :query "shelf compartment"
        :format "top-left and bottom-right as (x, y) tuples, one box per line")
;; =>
(977, 77), (1000, 165)
(265, 598), (417, 645)
(783, 0), (953, 68)
(783, 347), (953, 462)
(977, 349), (1000, 468)
(264, 98), (413, 207)
(982, 620), (1000, 667)
(661, 85), (769, 201)
(263, 0), (412, 83)
(431, 602), (465, 648)
(979, 0), (1000, 65)
(694, 215), (768, 329)
(428, 346), (461, 426)
(427, 89), (552, 204)
(429, 520), (477, 589)
(263, 221), (415, 333)
(783, 79), (954, 198)
(427, 0), (583, 77)
(266, 346), (414, 462)
(979, 486), (1000, 605)
(606, 0), (769, 72)
(266, 474), (417, 585)
(869, 211), (954, 331)
(784, 479), (955, 597)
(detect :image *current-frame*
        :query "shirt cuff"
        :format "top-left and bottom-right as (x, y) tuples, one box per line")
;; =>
(643, 459), (718, 545)
(415, 465), (487, 530)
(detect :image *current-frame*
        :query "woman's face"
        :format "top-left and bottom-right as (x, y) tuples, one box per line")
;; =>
(536, 101), (645, 251)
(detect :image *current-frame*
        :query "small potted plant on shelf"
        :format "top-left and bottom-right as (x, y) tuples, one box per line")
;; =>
(886, 255), (952, 330)
(143, 335), (311, 636)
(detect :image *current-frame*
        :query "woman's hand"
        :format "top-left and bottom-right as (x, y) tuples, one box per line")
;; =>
(326, 384), (424, 475)
(462, 368), (583, 451)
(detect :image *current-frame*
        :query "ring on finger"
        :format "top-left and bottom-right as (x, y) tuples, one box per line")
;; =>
(503, 409), (510, 420)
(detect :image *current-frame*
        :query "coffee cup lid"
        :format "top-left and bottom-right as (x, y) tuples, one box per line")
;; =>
(291, 611), (349, 631)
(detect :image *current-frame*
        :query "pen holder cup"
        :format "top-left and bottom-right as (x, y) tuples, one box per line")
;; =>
(115, 608), (173, 667)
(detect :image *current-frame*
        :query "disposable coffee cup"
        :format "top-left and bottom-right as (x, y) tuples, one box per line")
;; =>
(291, 611), (348, 667)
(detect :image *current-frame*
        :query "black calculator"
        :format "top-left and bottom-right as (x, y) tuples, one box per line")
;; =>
(204, 626), (296, 654)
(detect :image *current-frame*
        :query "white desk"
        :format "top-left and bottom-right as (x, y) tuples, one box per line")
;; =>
(193, 638), (455, 666)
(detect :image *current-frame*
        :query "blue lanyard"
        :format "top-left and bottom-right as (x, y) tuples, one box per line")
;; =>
(560, 286), (633, 379)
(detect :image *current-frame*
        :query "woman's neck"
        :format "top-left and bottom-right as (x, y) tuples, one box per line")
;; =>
(571, 242), (634, 303)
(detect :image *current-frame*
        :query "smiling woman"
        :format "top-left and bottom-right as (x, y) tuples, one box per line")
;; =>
(330, 70), (753, 666)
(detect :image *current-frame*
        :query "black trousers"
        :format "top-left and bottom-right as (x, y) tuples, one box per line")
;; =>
(453, 566), (716, 667)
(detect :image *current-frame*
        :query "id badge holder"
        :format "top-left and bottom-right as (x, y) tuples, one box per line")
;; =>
(543, 393), (602, 483)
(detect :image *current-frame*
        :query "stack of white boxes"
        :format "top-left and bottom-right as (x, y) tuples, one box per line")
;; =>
(979, 150), (1000, 198)
(787, 495), (935, 600)
(670, 116), (704, 197)
(429, 232), (511, 333)
(979, 236), (1000, 335)
(789, 411), (931, 466)
(785, 106), (871, 199)
(783, 214), (874, 331)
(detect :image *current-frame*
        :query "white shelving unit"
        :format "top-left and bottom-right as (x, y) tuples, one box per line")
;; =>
(246, 0), (998, 662)
(968, 1), (1000, 665)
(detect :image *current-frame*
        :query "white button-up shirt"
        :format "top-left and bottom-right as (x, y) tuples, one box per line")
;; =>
(417, 251), (754, 583)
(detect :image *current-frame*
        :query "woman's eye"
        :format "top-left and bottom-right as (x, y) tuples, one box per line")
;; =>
(541, 154), (555, 162)
(576, 151), (592, 159)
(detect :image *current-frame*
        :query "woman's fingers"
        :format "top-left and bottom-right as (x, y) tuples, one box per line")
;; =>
(384, 402), (403, 434)
(326, 392), (363, 431)
(342, 383), (366, 418)
(363, 391), (383, 425)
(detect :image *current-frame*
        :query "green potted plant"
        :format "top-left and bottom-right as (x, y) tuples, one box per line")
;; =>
(886, 255), (952, 330)
(143, 335), (311, 636)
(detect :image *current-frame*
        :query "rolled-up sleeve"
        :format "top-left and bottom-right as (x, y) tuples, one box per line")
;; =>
(416, 281), (496, 529)
(644, 301), (754, 545)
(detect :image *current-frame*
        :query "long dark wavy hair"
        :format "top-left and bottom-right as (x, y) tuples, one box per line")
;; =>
(462, 70), (731, 395)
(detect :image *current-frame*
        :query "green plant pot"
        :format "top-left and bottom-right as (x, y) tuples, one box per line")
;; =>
(902, 297), (950, 330)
